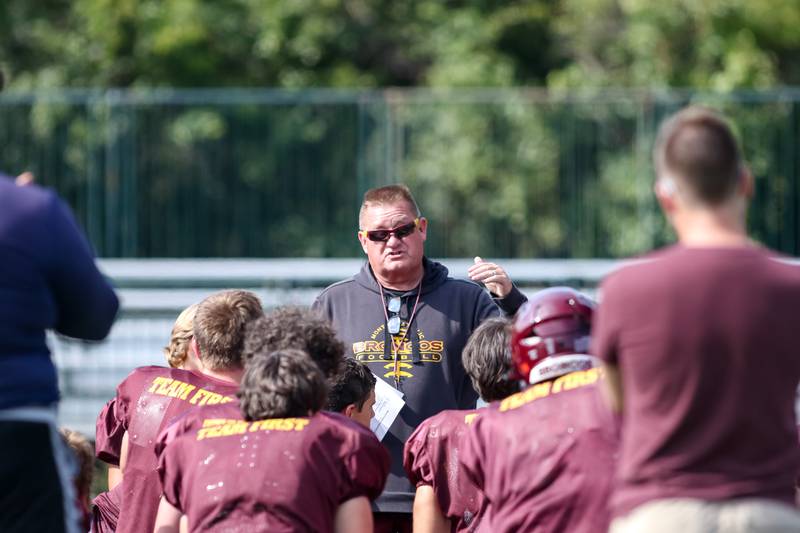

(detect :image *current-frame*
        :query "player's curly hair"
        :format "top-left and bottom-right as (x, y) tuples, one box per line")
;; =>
(238, 349), (328, 420)
(163, 303), (199, 368)
(193, 290), (264, 371)
(242, 307), (344, 380)
(462, 317), (521, 402)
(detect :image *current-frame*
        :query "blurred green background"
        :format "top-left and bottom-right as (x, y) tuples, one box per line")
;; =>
(1, 0), (799, 258)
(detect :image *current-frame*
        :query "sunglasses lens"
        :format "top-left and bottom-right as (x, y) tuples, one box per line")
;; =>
(394, 222), (416, 238)
(367, 230), (390, 242)
(387, 316), (401, 335)
(388, 297), (401, 313)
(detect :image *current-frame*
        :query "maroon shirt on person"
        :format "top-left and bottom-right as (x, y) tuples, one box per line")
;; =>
(91, 485), (121, 533)
(593, 245), (800, 518)
(461, 368), (618, 533)
(404, 409), (485, 532)
(95, 397), (122, 465)
(96, 365), (238, 533)
(156, 402), (390, 532)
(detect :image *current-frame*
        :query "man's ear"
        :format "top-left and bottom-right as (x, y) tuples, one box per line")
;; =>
(344, 404), (356, 418)
(418, 217), (428, 242)
(655, 178), (677, 216)
(738, 167), (754, 199)
(357, 231), (369, 254)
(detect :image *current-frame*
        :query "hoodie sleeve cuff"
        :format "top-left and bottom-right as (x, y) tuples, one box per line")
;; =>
(491, 284), (527, 316)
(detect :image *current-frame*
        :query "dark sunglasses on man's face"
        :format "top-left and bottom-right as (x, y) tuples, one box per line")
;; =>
(360, 218), (420, 243)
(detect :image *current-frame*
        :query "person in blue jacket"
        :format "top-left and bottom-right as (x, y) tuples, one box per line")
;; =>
(0, 168), (119, 532)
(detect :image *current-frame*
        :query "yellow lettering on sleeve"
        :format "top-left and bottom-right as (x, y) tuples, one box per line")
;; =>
(189, 389), (206, 405)
(178, 383), (197, 401)
(155, 378), (174, 395)
(147, 376), (167, 393)
(163, 380), (183, 398)
(205, 392), (223, 406)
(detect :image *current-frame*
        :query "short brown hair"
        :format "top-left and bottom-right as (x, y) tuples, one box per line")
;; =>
(327, 359), (376, 412)
(59, 427), (93, 501)
(163, 303), (199, 368)
(654, 106), (743, 205)
(359, 184), (421, 228)
(243, 307), (344, 379)
(193, 290), (264, 371)
(462, 317), (520, 402)
(238, 349), (328, 420)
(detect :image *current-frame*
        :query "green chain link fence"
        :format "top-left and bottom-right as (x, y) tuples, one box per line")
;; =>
(1, 88), (798, 258)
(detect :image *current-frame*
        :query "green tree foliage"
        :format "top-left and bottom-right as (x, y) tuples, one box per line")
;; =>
(1, 1), (799, 257)
(548, 0), (800, 89)
(0, 0), (557, 88)
(4, 0), (799, 90)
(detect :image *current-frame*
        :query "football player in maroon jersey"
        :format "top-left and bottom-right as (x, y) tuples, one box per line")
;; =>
(461, 287), (619, 533)
(155, 348), (390, 533)
(95, 290), (263, 533)
(92, 303), (199, 533)
(404, 316), (520, 533)
(98, 303), (200, 491)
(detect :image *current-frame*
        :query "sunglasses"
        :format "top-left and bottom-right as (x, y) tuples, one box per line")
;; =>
(360, 218), (420, 243)
(387, 297), (402, 334)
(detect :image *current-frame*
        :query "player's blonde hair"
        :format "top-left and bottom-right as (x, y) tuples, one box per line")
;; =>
(163, 303), (199, 368)
(59, 427), (93, 501)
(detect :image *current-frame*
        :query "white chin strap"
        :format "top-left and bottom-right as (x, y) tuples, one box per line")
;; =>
(529, 354), (598, 385)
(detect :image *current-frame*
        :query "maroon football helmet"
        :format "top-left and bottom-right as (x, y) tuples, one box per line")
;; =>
(511, 287), (596, 384)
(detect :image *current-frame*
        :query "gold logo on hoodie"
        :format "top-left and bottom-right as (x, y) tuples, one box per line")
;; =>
(384, 362), (414, 380)
(351, 325), (445, 378)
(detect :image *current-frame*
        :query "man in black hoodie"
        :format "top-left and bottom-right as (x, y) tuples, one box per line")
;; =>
(313, 184), (525, 532)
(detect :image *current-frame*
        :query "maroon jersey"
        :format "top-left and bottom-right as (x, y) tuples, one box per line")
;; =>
(593, 246), (800, 517)
(157, 404), (390, 532)
(404, 409), (485, 532)
(101, 366), (238, 533)
(96, 397), (124, 465)
(461, 369), (618, 533)
(91, 485), (121, 533)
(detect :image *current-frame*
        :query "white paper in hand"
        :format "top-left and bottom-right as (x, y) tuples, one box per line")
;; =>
(369, 375), (405, 441)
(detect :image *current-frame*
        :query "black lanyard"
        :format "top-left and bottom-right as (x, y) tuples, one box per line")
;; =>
(379, 282), (422, 386)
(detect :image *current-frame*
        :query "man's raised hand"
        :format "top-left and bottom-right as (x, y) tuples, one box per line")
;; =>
(468, 256), (513, 298)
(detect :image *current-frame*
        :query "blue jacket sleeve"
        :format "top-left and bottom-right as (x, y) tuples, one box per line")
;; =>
(46, 194), (119, 340)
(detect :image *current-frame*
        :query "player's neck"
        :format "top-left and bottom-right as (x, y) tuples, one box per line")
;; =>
(374, 265), (424, 291)
(199, 365), (243, 385)
(673, 205), (750, 248)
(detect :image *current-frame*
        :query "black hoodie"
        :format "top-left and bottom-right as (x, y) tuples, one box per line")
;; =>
(313, 257), (525, 513)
